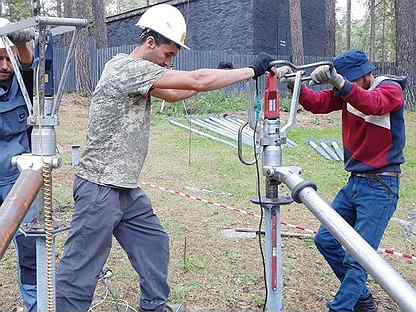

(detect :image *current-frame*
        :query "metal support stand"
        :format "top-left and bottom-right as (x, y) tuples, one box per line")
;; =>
(0, 10), (88, 312)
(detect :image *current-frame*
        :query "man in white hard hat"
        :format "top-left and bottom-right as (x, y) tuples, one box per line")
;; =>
(51, 4), (274, 312)
(0, 18), (38, 312)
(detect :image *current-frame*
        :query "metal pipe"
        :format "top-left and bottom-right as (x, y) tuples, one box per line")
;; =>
(1, 37), (33, 117)
(190, 118), (252, 146)
(195, 118), (237, 137)
(270, 60), (333, 71)
(53, 29), (79, 115)
(209, 116), (242, 133)
(202, 118), (242, 138)
(0, 17), (88, 37)
(276, 167), (416, 312)
(0, 169), (43, 259)
(320, 141), (340, 161)
(168, 119), (237, 148)
(0, 18), (37, 36)
(210, 117), (257, 142)
(205, 119), (254, 145)
(331, 141), (344, 161)
(280, 70), (303, 136)
(308, 140), (332, 160)
(36, 16), (89, 27)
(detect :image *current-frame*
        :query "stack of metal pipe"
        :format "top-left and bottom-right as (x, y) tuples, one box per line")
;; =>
(169, 115), (297, 149)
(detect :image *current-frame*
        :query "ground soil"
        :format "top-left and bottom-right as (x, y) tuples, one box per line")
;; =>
(0, 94), (414, 312)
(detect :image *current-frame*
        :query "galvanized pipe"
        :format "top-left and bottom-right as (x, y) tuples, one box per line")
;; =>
(0, 17), (88, 37)
(275, 167), (416, 312)
(190, 118), (252, 146)
(280, 71), (303, 136)
(36, 16), (89, 27)
(168, 119), (237, 148)
(202, 118), (243, 138)
(53, 29), (79, 115)
(1, 37), (33, 117)
(0, 169), (43, 259)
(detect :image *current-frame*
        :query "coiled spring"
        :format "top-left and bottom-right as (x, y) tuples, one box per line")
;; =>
(43, 162), (55, 312)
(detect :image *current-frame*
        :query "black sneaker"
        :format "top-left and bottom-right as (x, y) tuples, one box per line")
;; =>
(354, 294), (378, 312)
(140, 303), (186, 312)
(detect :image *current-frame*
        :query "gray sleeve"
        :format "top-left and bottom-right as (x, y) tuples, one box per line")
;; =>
(121, 59), (167, 96)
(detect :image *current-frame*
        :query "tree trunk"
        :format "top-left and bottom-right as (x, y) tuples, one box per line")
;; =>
(395, 0), (416, 71)
(63, 0), (73, 17)
(395, 0), (416, 104)
(57, 0), (62, 17)
(63, 0), (74, 45)
(346, 0), (351, 50)
(381, 0), (386, 69)
(289, 0), (304, 65)
(369, 0), (376, 61)
(325, 0), (336, 57)
(8, 0), (13, 20)
(91, 0), (108, 48)
(74, 0), (92, 96)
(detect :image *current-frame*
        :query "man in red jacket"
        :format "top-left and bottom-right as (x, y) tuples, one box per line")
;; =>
(277, 50), (405, 312)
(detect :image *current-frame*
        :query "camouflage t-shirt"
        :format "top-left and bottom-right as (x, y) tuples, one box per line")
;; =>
(76, 54), (167, 188)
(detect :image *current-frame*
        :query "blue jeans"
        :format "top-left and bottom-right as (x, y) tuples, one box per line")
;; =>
(314, 175), (399, 312)
(0, 182), (39, 312)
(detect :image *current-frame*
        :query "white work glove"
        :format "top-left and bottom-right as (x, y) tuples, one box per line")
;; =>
(275, 65), (293, 80)
(275, 65), (295, 90)
(310, 65), (345, 90)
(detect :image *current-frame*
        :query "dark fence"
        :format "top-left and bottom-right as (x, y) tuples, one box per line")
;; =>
(53, 45), (415, 111)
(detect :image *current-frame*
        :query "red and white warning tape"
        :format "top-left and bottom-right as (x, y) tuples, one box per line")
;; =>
(142, 181), (416, 264)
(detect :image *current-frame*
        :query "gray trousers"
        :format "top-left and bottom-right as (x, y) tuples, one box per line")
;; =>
(55, 176), (170, 312)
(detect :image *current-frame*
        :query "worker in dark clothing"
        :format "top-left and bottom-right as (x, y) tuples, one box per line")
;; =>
(0, 18), (38, 311)
(276, 49), (405, 312)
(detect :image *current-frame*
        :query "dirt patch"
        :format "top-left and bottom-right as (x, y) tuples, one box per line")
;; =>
(0, 96), (413, 312)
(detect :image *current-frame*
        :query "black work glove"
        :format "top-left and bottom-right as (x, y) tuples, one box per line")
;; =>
(8, 29), (35, 47)
(217, 61), (234, 70)
(250, 52), (274, 79)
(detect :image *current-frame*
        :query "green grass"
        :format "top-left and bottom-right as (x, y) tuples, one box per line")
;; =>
(152, 91), (249, 118)
(150, 92), (415, 212)
(3, 95), (414, 312)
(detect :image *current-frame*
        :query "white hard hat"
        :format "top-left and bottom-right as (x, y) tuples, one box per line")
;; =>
(0, 18), (15, 49)
(136, 4), (189, 50)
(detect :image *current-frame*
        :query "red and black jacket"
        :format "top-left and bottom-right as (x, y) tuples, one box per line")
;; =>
(299, 79), (406, 173)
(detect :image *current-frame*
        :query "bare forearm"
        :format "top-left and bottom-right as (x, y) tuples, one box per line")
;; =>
(17, 44), (34, 65)
(151, 88), (198, 102)
(191, 68), (254, 91)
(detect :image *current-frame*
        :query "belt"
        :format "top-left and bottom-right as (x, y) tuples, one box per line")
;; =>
(351, 172), (401, 178)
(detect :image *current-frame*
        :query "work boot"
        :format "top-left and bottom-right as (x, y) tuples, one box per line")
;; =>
(140, 303), (186, 312)
(354, 294), (378, 312)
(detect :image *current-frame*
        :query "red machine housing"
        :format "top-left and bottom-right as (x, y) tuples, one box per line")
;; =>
(264, 73), (280, 119)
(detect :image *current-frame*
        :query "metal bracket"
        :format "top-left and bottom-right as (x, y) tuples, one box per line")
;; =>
(11, 154), (62, 171)
(0, 36), (34, 118)
(251, 195), (293, 206)
(264, 166), (303, 180)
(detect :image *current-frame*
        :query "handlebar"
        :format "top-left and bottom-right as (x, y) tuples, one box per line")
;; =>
(269, 60), (334, 82)
(269, 60), (334, 137)
(269, 60), (333, 71)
